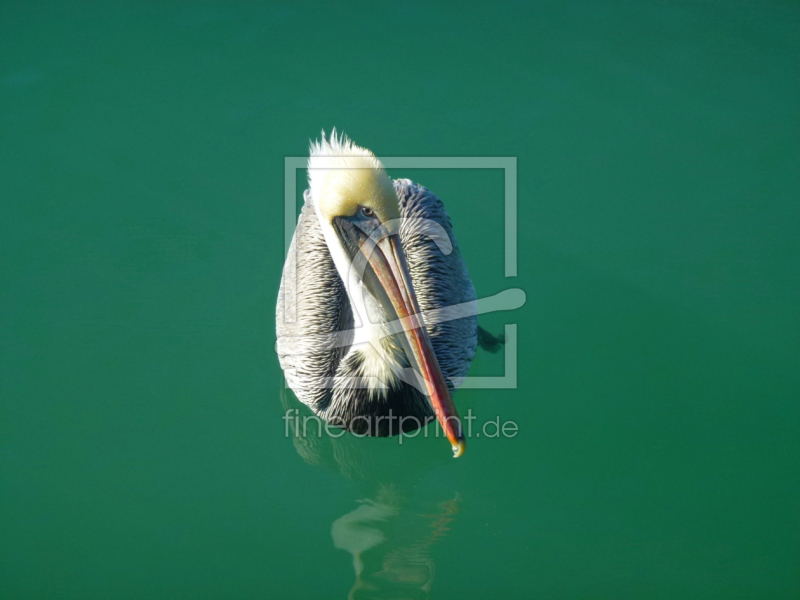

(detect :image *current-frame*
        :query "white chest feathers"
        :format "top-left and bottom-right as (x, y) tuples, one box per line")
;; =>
(347, 283), (409, 397)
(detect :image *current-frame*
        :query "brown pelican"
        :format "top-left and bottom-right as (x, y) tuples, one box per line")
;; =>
(277, 130), (489, 457)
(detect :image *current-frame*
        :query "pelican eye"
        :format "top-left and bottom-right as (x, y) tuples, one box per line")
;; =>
(359, 206), (374, 218)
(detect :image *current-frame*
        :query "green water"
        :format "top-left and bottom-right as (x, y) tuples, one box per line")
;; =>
(2, 1), (799, 598)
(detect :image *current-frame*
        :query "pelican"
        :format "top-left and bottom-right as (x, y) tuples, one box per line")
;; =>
(277, 130), (493, 457)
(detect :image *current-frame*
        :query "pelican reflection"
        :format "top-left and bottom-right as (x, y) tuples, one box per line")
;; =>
(281, 390), (462, 599)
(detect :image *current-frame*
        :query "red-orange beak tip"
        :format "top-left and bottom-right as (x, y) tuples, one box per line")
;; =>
(452, 437), (466, 458)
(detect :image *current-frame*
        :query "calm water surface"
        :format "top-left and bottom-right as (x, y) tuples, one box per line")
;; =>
(2, 1), (799, 598)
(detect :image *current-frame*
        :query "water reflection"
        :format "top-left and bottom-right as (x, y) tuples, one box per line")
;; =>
(281, 391), (461, 600)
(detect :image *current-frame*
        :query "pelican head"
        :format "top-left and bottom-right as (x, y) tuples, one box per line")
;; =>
(307, 130), (466, 457)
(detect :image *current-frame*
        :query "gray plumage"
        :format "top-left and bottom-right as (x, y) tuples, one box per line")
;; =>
(276, 179), (477, 435)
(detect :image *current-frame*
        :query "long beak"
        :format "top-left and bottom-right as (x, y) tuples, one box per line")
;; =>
(364, 233), (466, 458)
